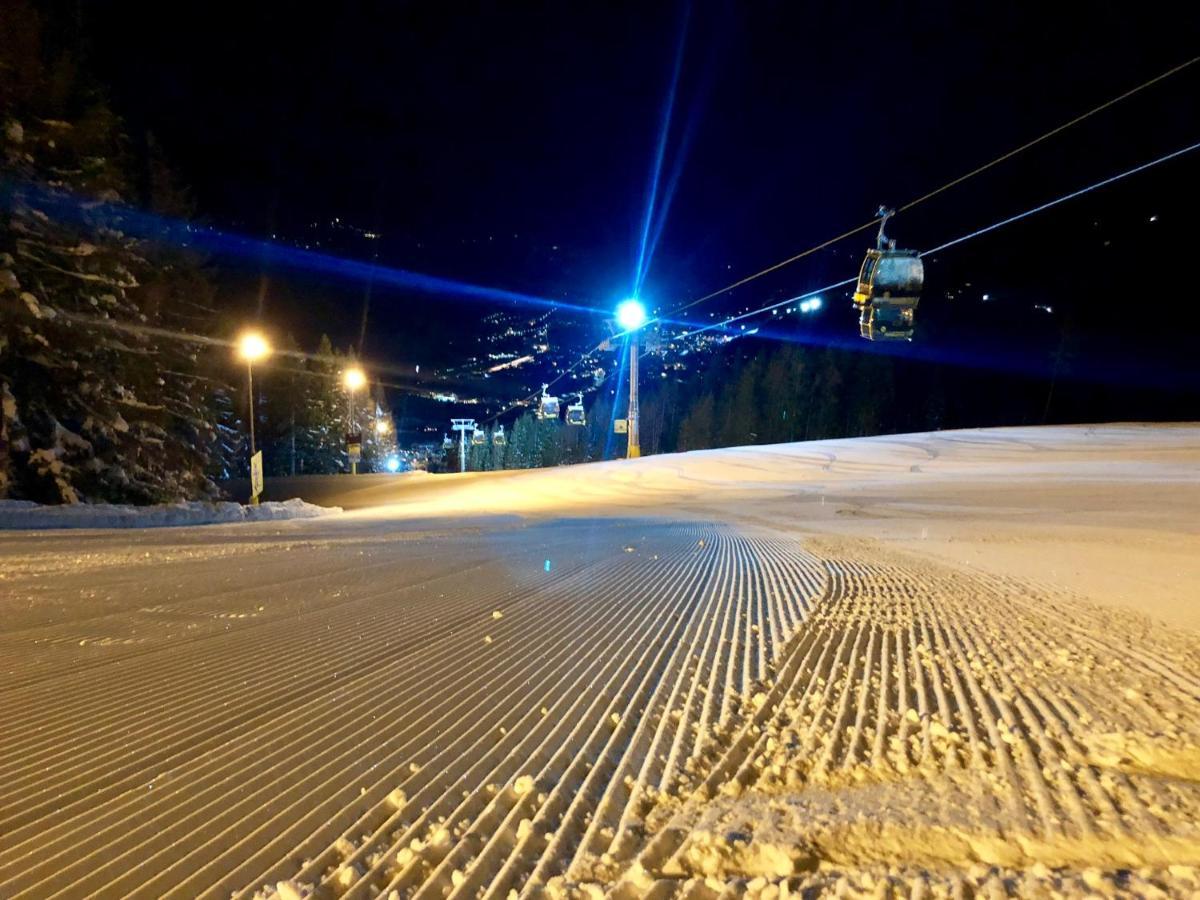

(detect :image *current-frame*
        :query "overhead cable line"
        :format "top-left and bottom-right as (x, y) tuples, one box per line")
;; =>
(673, 137), (1200, 343)
(668, 54), (1200, 316)
(476, 58), (1200, 429)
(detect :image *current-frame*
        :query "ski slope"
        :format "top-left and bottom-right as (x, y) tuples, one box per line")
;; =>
(1, 425), (1198, 898)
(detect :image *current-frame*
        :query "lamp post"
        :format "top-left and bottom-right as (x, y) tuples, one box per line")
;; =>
(236, 330), (271, 504)
(616, 298), (648, 459)
(343, 366), (366, 474)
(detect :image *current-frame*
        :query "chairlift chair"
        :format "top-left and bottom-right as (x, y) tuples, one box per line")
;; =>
(853, 208), (924, 341)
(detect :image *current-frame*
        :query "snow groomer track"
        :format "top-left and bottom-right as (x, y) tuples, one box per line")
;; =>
(2, 425), (1200, 897)
(0, 523), (823, 897)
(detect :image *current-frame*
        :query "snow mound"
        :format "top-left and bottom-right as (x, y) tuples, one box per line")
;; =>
(0, 497), (340, 530)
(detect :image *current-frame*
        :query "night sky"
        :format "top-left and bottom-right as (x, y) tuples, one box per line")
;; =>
(63, 2), (1200, 426)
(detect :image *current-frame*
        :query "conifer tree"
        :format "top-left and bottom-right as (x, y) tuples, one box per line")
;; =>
(0, 2), (219, 501)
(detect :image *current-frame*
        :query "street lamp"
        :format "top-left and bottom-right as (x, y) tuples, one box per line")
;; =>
(616, 298), (648, 458)
(375, 418), (391, 436)
(343, 366), (367, 474)
(343, 366), (366, 392)
(236, 330), (271, 504)
(616, 298), (648, 331)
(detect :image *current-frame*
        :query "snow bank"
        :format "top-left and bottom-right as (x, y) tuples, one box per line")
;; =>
(0, 497), (340, 530)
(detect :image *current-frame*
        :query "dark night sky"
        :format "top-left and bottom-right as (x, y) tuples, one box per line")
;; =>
(62, 2), (1200, 423)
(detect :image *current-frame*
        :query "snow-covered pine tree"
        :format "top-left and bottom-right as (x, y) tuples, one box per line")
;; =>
(359, 382), (394, 472)
(292, 334), (348, 474)
(1, 2), (219, 501)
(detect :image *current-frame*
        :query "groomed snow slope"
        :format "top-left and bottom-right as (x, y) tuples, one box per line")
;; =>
(0, 425), (1198, 898)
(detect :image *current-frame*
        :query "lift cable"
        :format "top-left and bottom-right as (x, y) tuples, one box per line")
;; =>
(665, 54), (1200, 318)
(672, 138), (1200, 344)
(474, 64), (1200, 432)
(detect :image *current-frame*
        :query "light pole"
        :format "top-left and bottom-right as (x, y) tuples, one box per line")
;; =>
(451, 419), (476, 473)
(236, 330), (271, 504)
(616, 298), (648, 459)
(375, 417), (392, 472)
(343, 366), (366, 474)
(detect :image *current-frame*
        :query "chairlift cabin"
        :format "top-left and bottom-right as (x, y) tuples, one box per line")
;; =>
(853, 208), (924, 341)
(493, 425), (506, 446)
(442, 434), (453, 450)
(566, 399), (586, 427)
(537, 385), (560, 420)
(471, 426), (487, 446)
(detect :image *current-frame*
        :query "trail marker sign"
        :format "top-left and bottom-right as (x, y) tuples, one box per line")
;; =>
(613, 418), (628, 434)
(250, 450), (264, 499)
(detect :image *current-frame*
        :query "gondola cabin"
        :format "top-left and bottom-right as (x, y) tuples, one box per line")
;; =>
(858, 302), (916, 341)
(565, 402), (586, 427)
(853, 248), (923, 342)
(538, 393), (560, 420)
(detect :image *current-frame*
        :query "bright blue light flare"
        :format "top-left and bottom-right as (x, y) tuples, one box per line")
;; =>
(632, 5), (692, 299)
(385, 456), (401, 473)
(798, 296), (823, 314)
(0, 177), (602, 319)
(616, 298), (648, 331)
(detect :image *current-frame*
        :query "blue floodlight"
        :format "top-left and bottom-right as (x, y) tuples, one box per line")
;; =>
(616, 298), (648, 331)
(385, 456), (401, 473)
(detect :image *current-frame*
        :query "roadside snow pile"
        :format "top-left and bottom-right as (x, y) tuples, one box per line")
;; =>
(0, 497), (340, 530)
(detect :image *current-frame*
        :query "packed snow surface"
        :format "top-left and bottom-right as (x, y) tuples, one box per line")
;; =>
(1, 424), (1199, 898)
(0, 497), (339, 530)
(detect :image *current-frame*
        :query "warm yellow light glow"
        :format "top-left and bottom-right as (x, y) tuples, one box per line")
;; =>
(343, 367), (367, 391)
(236, 330), (270, 362)
(375, 419), (391, 435)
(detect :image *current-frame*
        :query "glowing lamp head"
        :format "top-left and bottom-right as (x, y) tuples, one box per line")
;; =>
(385, 456), (400, 473)
(236, 330), (270, 362)
(375, 418), (391, 435)
(343, 367), (367, 391)
(616, 298), (647, 331)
